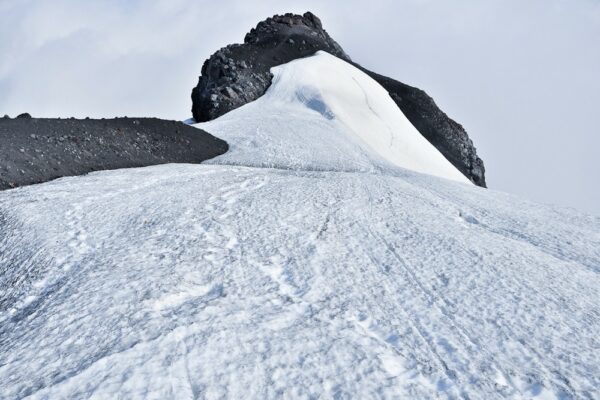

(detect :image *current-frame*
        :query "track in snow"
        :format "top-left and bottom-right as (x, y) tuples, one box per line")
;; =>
(1, 164), (598, 399)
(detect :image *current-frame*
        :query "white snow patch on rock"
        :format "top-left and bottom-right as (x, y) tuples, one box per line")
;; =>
(197, 51), (471, 184)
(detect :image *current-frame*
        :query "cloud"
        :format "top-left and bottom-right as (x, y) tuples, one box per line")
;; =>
(1, 0), (599, 215)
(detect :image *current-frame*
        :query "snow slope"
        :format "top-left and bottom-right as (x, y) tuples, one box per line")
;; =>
(1, 53), (599, 399)
(197, 51), (471, 184)
(1, 165), (598, 399)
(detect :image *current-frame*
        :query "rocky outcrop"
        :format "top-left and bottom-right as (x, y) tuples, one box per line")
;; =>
(0, 118), (227, 190)
(192, 12), (349, 123)
(191, 12), (486, 187)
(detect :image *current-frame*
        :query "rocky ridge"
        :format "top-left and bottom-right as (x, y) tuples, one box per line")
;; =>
(0, 118), (227, 190)
(192, 12), (349, 123)
(191, 12), (486, 186)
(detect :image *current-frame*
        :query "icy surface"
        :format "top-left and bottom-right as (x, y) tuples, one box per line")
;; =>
(1, 53), (599, 399)
(197, 51), (471, 184)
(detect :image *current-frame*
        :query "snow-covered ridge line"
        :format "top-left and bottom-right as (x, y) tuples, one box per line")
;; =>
(197, 51), (471, 184)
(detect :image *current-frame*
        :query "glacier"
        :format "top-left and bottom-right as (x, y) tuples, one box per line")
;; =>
(1, 53), (599, 399)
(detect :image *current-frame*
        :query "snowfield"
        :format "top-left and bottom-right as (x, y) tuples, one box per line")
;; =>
(1, 53), (599, 399)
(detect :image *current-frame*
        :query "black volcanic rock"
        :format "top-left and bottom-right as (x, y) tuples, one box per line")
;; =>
(191, 12), (349, 123)
(191, 12), (486, 187)
(0, 118), (227, 190)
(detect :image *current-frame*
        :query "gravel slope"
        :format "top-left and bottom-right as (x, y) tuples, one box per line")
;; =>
(0, 117), (228, 190)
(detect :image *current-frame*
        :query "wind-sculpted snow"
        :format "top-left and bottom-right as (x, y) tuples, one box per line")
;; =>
(0, 163), (599, 399)
(197, 52), (471, 184)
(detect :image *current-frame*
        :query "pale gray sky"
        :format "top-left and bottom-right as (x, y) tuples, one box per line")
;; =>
(1, 0), (599, 215)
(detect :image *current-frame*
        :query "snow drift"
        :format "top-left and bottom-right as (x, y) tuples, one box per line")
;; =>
(1, 53), (599, 399)
(197, 51), (471, 184)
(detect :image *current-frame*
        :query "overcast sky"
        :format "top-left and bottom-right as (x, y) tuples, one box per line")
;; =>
(1, 0), (599, 215)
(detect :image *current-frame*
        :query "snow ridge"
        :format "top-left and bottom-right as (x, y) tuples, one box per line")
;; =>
(198, 51), (471, 184)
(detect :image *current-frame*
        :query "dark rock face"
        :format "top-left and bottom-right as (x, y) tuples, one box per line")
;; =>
(16, 113), (31, 119)
(191, 12), (486, 187)
(191, 12), (349, 122)
(0, 118), (228, 190)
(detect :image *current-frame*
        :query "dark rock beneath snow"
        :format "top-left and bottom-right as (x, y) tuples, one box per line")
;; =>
(190, 11), (486, 187)
(0, 117), (228, 190)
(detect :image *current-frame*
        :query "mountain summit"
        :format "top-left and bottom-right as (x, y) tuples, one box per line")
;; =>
(191, 12), (486, 186)
(196, 51), (471, 184)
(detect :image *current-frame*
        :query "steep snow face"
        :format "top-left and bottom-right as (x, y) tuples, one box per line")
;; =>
(1, 165), (599, 399)
(197, 51), (471, 184)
